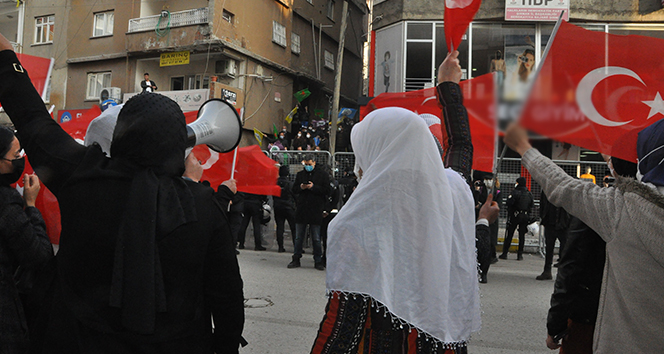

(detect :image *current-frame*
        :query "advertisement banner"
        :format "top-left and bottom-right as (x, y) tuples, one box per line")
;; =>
(123, 89), (208, 112)
(159, 51), (190, 67)
(505, 0), (569, 22)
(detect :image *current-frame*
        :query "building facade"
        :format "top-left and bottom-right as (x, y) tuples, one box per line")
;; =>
(4, 0), (368, 146)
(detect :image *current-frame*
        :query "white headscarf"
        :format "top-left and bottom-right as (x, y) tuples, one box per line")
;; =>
(326, 107), (480, 345)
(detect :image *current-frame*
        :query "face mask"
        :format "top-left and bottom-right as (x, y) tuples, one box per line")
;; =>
(304, 165), (314, 172)
(297, 133), (302, 137)
(0, 157), (25, 185)
(279, 135), (285, 139)
(306, 134), (311, 138)
(282, 129), (287, 132)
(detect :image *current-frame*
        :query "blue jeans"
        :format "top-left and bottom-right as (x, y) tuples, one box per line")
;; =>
(294, 223), (322, 263)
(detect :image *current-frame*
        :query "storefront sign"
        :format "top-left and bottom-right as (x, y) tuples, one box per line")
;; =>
(159, 51), (190, 67)
(222, 89), (237, 105)
(505, 0), (569, 22)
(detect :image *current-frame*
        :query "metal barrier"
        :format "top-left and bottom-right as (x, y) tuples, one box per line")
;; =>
(333, 152), (356, 180)
(497, 157), (610, 254)
(266, 150), (332, 181)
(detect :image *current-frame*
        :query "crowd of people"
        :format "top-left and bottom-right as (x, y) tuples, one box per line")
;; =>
(268, 106), (355, 153)
(1, 28), (663, 354)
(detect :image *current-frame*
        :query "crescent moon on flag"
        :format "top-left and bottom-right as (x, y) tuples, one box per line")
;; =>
(201, 149), (219, 170)
(576, 66), (645, 127)
(445, 0), (473, 8)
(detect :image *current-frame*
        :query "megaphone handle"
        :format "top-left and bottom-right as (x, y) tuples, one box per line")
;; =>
(230, 147), (238, 180)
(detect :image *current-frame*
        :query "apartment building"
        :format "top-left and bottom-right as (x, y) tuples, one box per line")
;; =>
(6, 0), (368, 144)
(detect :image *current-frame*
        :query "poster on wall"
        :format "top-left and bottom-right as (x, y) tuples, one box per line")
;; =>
(503, 35), (537, 101)
(374, 24), (404, 94)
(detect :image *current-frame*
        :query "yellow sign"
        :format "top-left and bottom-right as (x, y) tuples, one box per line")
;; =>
(160, 51), (190, 67)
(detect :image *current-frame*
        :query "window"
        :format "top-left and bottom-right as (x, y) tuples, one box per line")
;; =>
(324, 50), (334, 70)
(291, 33), (301, 54)
(326, 0), (335, 20)
(93, 11), (114, 37)
(34, 15), (54, 44)
(272, 21), (287, 47)
(86, 72), (111, 100)
(171, 76), (185, 91)
(222, 10), (234, 24)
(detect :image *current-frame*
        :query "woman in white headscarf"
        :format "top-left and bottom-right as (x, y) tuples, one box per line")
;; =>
(310, 52), (481, 354)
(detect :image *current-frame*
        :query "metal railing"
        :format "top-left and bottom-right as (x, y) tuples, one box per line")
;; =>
(128, 7), (209, 33)
(266, 150), (332, 182)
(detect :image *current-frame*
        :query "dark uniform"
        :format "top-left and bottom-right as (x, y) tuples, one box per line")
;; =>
(500, 177), (534, 260)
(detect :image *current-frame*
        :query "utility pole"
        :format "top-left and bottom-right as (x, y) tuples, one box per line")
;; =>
(329, 1), (348, 158)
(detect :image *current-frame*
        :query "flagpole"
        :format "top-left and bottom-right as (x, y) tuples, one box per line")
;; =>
(230, 146), (238, 180)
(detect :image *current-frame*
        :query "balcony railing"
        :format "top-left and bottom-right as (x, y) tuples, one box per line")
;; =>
(128, 7), (208, 33)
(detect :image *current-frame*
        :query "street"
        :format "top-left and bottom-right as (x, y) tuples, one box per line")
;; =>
(237, 242), (557, 354)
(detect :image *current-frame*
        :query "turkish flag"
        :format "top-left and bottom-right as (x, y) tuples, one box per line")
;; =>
(191, 145), (281, 196)
(361, 73), (496, 172)
(520, 21), (664, 162)
(0, 53), (53, 110)
(444, 0), (482, 51)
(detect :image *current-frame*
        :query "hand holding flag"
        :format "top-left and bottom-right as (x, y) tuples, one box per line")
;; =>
(519, 21), (664, 162)
(444, 0), (481, 51)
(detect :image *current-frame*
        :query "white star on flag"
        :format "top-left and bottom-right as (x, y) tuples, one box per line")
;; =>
(642, 92), (664, 119)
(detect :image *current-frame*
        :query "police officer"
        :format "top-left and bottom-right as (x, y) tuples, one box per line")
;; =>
(500, 176), (534, 260)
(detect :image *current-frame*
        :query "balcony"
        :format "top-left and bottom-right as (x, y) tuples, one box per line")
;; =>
(128, 7), (209, 33)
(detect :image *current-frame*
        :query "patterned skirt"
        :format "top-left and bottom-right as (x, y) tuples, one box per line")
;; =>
(311, 292), (468, 354)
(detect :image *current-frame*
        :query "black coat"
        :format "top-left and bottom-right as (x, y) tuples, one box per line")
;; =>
(274, 176), (295, 210)
(547, 217), (606, 337)
(0, 186), (52, 353)
(0, 50), (244, 354)
(539, 191), (570, 230)
(292, 167), (330, 225)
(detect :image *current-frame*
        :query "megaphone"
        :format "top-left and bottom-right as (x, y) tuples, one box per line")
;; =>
(187, 98), (242, 153)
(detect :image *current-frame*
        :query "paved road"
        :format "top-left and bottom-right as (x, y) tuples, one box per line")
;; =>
(237, 243), (557, 354)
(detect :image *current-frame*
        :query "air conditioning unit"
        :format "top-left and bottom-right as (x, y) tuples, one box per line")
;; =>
(100, 87), (122, 103)
(215, 59), (237, 78)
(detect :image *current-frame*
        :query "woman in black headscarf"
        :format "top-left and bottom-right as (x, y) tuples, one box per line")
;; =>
(0, 127), (52, 354)
(0, 34), (244, 354)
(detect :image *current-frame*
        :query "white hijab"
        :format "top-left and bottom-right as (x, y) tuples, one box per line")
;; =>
(326, 107), (480, 344)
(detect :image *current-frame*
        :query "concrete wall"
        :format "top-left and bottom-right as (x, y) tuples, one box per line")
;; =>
(66, 58), (127, 109)
(374, 0), (664, 28)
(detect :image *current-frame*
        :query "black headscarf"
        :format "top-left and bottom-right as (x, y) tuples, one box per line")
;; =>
(0, 126), (14, 158)
(108, 93), (197, 334)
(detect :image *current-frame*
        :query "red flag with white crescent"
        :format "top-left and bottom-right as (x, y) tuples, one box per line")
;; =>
(361, 73), (496, 172)
(519, 21), (664, 162)
(444, 0), (482, 51)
